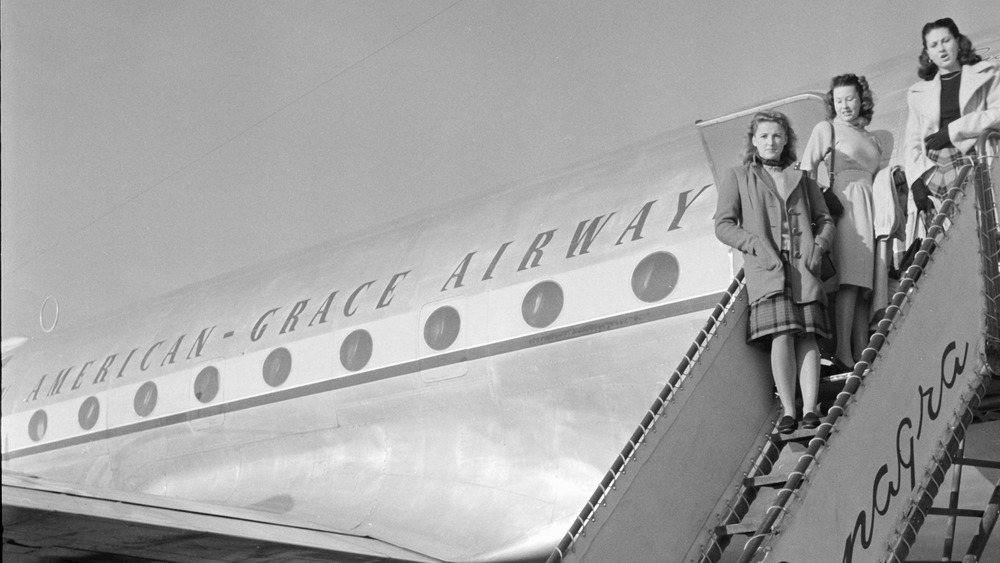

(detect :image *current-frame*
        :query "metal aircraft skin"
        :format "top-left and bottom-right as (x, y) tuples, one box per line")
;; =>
(3, 27), (999, 563)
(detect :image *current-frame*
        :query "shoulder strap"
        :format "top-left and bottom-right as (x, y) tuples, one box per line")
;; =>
(827, 120), (836, 187)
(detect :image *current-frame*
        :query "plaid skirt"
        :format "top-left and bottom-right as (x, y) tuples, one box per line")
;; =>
(925, 147), (972, 198)
(748, 293), (831, 342)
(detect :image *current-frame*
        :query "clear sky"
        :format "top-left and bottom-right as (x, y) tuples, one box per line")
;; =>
(2, 1), (998, 340)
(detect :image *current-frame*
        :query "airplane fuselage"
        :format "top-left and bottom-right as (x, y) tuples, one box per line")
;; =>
(2, 129), (731, 561)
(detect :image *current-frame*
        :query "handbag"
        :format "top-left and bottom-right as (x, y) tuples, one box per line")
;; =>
(822, 121), (845, 220)
(895, 210), (928, 278)
(820, 252), (837, 282)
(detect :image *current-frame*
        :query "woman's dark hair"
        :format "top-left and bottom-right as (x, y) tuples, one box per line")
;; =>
(918, 18), (982, 80)
(741, 111), (797, 168)
(824, 74), (874, 125)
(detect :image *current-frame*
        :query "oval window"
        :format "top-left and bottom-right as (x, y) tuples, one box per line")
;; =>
(424, 306), (461, 351)
(78, 396), (100, 430)
(632, 252), (680, 303)
(340, 329), (373, 372)
(262, 348), (292, 388)
(28, 410), (48, 442)
(522, 281), (564, 328)
(134, 381), (158, 417)
(194, 366), (220, 402)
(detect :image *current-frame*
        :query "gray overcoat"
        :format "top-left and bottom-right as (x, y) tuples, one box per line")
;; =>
(714, 164), (835, 305)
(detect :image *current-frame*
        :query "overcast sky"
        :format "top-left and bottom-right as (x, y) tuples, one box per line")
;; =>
(2, 1), (998, 341)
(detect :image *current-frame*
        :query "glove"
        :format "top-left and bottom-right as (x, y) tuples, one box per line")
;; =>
(752, 238), (783, 271)
(923, 127), (953, 151)
(911, 178), (936, 214)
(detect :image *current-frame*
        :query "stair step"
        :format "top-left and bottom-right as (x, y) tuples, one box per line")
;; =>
(714, 519), (761, 537)
(773, 426), (819, 442)
(926, 507), (985, 518)
(953, 456), (1000, 470)
(744, 472), (789, 488)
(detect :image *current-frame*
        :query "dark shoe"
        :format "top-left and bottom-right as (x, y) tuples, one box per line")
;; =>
(801, 412), (821, 430)
(777, 415), (797, 434)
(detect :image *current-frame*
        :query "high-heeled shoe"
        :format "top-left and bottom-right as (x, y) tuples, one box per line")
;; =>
(776, 415), (797, 434)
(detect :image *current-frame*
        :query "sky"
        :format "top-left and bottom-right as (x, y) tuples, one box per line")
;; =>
(2, 1), (998, 341)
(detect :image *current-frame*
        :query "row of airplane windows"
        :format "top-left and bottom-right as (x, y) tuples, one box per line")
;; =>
(21, 251), (680, 443)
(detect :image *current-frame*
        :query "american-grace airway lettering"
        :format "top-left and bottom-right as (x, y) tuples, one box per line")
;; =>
(17, 188), (713, 404)
(842, 340), (968, 562)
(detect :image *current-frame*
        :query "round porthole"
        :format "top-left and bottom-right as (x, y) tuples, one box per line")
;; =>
(424, 306), (461, 351)
(78, 396), (100, 430)
(522, 281), (564, 328)
(134, 381), (158, 417)
(28, 410), (48, 442)
(194, 366), (220, 402)
(262, 348), (292, 388)
(340, 329), (373, 372)
(632, 252), (680, 303)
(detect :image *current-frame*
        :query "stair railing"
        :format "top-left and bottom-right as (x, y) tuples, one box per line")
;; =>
(547, 271), (748, 563)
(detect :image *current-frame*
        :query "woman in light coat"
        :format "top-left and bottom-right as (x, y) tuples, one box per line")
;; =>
(715, 111), (836, 433)
(801, 74), (892, 372)
(904, 18), (1000, 215)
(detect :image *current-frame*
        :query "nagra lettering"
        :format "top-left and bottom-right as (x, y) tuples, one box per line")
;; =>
(916, 341), (966, 440)
(842, 341), (968, 562)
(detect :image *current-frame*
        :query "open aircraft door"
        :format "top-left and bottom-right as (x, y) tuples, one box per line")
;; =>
(695, 94), (828, 277)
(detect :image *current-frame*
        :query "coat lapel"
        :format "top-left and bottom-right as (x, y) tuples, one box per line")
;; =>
(911, 75), (941, 126)
(960, 61), (994, 113)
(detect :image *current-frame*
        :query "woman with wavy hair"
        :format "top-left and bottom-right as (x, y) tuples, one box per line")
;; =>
(905, 18), (999, 214)
(801, 74), (892, 371)
(715, 111), (835, 433)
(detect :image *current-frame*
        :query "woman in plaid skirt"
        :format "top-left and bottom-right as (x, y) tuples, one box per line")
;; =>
(904, 18), (1000, 215)
(715, 111), (836, 434)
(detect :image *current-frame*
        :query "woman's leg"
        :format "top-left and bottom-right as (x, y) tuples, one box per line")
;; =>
(771, 333), (797, 417)
(796, 334), (821, 415)
(852, 294), (871, 362)
(835, 285), (858, 367)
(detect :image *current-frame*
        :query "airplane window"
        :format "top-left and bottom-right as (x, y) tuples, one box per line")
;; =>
(262, 348), (292, 387)
(134, 381), (158, 417)
(632, 252), (680, 303)
(424, 306), (461, 351)
(522, 281), (563, 328)
(78, 396), (100, 430)
(341, 329), (372, 372)
(28, 410), (47, 442)
(194, 366), (220, 402)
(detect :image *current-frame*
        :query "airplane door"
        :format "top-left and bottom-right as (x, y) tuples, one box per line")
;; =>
(695, 92), (828, 188)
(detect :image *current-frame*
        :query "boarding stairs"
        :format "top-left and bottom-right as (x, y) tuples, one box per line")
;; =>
(546, 131), (1000, 563)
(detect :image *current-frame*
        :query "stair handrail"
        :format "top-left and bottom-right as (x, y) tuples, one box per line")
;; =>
(735, 128), (1000, 563)
(886, 128), (1000, 562)
(547, 270), (748, 563)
